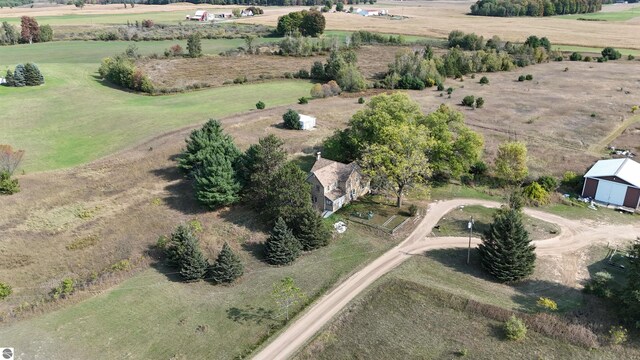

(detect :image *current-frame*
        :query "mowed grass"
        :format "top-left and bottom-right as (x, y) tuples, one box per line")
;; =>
(562, 6), (640, 21)
(0, 225), (396, 359)
(0, 40), (309, 171)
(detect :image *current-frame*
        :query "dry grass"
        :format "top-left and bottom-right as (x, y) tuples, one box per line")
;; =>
(237, 1), (640, 50)
(139, 45), (401, 89)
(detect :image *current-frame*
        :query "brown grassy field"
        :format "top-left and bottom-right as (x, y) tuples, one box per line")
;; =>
(236, 1), (640, 50)
(139, 45), (401, 89)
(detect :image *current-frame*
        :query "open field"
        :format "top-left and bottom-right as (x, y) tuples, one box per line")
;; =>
(297, 244), (640, 359)
(562, 4), (640, 22)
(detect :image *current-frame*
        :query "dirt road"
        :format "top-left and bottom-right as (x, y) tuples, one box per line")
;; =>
(252, 198), (640, 360)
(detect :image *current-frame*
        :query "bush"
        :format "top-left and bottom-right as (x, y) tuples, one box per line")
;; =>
(358, 97), (365, 104)
(584, 56), (592, 62)
(437, 83), (445, 91)
(475, 97), (484, 108)
(234, 75), (248, 84)
(479, 76), (489, 85)
(561, 171), (582, 192)
(446, 87), (453, 94)
(462, 95), (475, 108)
(256, 100), (265, 109)
(609, 326), (628, 345)
(537, 175), (558, 192)
(0, 171), (19, 195)
(628, 54), (635, 61)
(0, 282), (12, 300)
(525, 74), (533, 80)
(504, 315), (527, 341)
(283, 109), (301, 130)
(298, 97), (308, 104)
(536, 297), (558, 311)
(51, 278), (75, 300)
(518, 75), (525, 82)
(310, 83), (324, 98)
(110, 259), (132, 272)
(408, 204), (419, 216)
(569, 52), (583, 61)
(601, 47), (621, 60)
(584, 271), (614, 298)
(523, 181), (550, 206)
(297, 69), (310, 79)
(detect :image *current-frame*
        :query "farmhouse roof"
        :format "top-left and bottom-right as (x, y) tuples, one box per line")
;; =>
(310, 157), (358, 188)
(584, 158), (640, 188)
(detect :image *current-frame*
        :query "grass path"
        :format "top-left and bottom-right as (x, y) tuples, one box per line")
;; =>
(588, 113), (640, 155)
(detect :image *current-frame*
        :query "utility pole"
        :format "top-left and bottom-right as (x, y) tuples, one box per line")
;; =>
(467, 216), (474, 265)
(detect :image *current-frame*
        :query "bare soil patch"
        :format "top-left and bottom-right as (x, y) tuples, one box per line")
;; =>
(139, 45), (402, 90)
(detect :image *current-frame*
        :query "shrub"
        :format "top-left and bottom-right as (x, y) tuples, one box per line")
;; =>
(584, 271), (614, 298)
(408, 204), (419, 216)
(518, 75), (525, 82)
(523, 181), (550, 206)
(358, 97), (365, 104)
(310, 83), (324, 98)
(462, 95), (475, 108)
(569, 52), (583, 61)
(51, 278), (75, 300)
(141, 19), (154, 28)
(256, 101), (265, 110)
(283, 109), (301, 130)
(156, 235), (169, 250)
(446, 87), (453, 94)
(537, 175), (558, 192)
(437, 83), (445, 91)
(525, 74), (533, 80)
(234, 76), (247, 84)
(170, 44), (183, 56)
(297, 69), (310, 79)
(0, 282), (12, 300)
(536, 297), (558, 311)
(561, 171), (582, 192)
(110, 259), (132, 272)
(601, 47), (621, 60)
(609, 326), (628, 345)
(0, 171), (19, 195)
(479, 76), (489, 85)
(298, 97), (308, 104)
(66, 235), (99, 250)
(584, 56), (592, 62)
(632, 105), (639, 114)
(628, 54), (635, 61)
(475, 97), (484, 108)
(504, 315), (527, 341)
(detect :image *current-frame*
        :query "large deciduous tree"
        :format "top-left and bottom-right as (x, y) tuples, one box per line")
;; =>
(1, 22), (19, 45)
(478, 207), (536, 282)
(361, 123), (433, 207)
(187, 32), (202, 58)
(20, 16), (39, 44)
(300, 10), (326, 37)
(209, 242), (244, 284)
(495, 141), (529, 184)
(265, 217), (302, 266)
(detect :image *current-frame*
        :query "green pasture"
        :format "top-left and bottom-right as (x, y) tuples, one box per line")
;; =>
(0, 225), (393, 359)
(561, 5), (640, 21)
(0, 40), (310, 172)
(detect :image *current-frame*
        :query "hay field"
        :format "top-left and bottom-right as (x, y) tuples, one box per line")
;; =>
(236, 1), (640, 50)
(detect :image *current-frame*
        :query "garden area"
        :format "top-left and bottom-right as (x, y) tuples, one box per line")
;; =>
(338, 196), (415, 234)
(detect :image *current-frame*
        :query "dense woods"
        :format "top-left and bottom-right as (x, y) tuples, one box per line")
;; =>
(470, 0), (603, 17)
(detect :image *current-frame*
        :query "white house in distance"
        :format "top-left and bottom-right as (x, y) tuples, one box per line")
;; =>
(581, 158), (640, 209)
(186, 10), (214, 21)
(299, 114), (316, 130)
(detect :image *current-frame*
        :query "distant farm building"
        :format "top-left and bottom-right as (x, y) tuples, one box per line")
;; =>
(186, 10), (213, 21)
(299, 114), (316, 130)
(354, 8), (388, 16)
(307, 153), (370, 217)
(582, 158), (640, 209)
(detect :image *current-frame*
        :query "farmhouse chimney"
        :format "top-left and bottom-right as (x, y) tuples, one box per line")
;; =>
(316, 152), (321, 160)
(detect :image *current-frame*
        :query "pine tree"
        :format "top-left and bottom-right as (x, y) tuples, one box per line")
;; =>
(194, 151), (241, 208)
(13, 64), (26, 87)
(4, 69), (14, 87)
(265, 217), (301, 265)
(477, 208), (536, 282)
(24, 63), (44, 86)
(178, 234), (209, 281)
(622, 243), (640, 324)
(179, 119), (240, 175)
(293, 207), (331, 251)
(238, 134), (287, 209)
(210, 242), (244, 284)
(264, 162), (312, 225)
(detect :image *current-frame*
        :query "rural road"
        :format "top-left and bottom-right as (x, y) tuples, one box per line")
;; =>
(252, 199), (640, 360)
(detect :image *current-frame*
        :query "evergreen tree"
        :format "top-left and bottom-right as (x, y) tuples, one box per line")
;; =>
(477, 208), (536, 282)
(4, 69), (14, 87)
(24, 63), (44, 86)
(292, 207), (331, 251)
(194, 152), (241, 208)
(179, 119), (239, 175)
(264, 162), (312, 225)
(265, 217), (301, 265)
(13, 64), (26, 87)
(622, 242), (640, 325)
(209, 242), (244, 284)
(178, 234), (209, 281)
(239, 134), (287, 209)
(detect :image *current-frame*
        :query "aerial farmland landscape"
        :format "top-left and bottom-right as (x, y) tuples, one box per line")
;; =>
(1, 0), (640, 359)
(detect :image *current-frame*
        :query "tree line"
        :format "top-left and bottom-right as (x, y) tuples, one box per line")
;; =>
(0, 17), (53, 46)
(470, 0), (603, 17)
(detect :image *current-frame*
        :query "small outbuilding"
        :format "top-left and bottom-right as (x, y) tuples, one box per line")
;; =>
(582, 158), (640, 209)
(299, 114), (316, 130)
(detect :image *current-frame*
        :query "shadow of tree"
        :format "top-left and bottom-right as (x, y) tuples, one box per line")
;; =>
(149, 157), (209, 216)
(226, 305), (275, 325)
(242, 241), (267, 263)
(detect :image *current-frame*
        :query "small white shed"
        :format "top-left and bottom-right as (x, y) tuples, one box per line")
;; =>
(299, 114), (316, 130)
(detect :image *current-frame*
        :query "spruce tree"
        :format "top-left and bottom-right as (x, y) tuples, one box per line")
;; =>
(293, 207), (331, 251)
(265, 217), (301, 265)
(194, 151), (241, 208)
(210, 242), (244, 284)
(179, 119), (240, 175)
(477, 208), (536, 282)
(239, 134), (287, 209)
(264, 162), (312, 225)
(13, 64), (26, 87)
(24, 63), (44, 86)
(178, 234), (209, 281)
(4, 69), (14, 87)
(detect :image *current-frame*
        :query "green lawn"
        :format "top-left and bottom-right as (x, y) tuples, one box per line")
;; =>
(0, 40), (309, 171)
(561, 5), (640, 22)
(0, 225), (396, 359)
